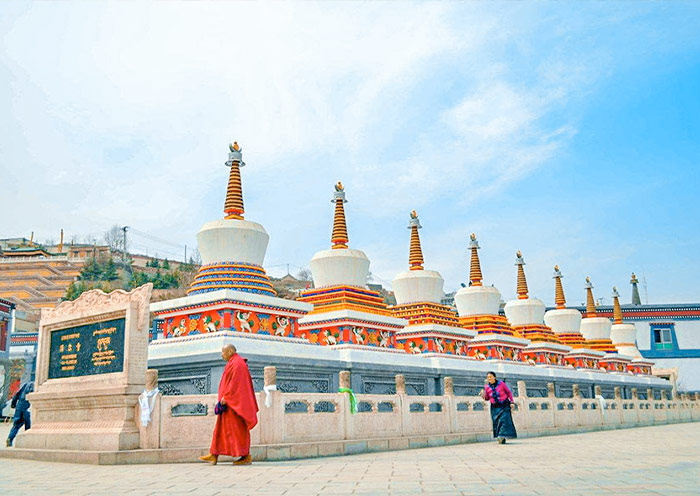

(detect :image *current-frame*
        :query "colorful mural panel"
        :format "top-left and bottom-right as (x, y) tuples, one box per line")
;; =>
(468, 344), (523, 362)
(298, 324), (396, 348)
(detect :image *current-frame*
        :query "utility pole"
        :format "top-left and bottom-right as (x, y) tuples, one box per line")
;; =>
(121, 226), (130, 263)
(184, 244), (187, 264)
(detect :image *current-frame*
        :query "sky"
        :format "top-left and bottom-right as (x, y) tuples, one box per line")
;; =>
(1, 2), (699, 305)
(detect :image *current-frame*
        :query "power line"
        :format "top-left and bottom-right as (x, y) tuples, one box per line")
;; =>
(129, 228), (185, 250)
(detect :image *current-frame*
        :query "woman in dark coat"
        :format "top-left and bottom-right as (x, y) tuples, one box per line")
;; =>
(482, 371), (517, 444)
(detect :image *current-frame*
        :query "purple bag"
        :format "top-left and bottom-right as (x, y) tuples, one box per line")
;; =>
(214, 401), (227, 415)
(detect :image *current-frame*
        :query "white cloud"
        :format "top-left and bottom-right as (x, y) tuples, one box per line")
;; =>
(2, 2), (699, 302)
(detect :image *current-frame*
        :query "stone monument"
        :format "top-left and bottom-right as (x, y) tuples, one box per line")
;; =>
(15, 283), (152, 451)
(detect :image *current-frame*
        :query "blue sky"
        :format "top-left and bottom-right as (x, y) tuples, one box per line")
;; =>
(1, 2), (699, 305)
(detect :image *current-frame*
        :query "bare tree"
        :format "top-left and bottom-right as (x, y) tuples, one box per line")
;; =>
(296, 267), (312, 282)
(103, 225), (123, 252)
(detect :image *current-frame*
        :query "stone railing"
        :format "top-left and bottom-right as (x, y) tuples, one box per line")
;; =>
(139, 367), (700, 460)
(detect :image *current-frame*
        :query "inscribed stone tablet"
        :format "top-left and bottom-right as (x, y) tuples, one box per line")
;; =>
(48, 318), (126, 379)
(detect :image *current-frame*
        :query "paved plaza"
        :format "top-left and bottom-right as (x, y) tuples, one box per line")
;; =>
(0, 422), (698, 495)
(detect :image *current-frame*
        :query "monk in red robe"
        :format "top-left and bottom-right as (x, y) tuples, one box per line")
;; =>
(199, 344), (258, 465)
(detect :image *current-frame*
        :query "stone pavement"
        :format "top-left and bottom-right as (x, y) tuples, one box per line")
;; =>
(0, 422), (698, 495)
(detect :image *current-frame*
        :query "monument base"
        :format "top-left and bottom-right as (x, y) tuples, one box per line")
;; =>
(15, 386), (141, 451)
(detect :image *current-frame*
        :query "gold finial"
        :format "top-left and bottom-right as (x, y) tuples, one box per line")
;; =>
(468, 233), (483, 286)
(224, 142), (245, 220)
(584, 277), (596, 317)
(331, 181), (349, 249)
(553, 265), (566, 309)
(612, 286), (622, 324)
(408, 210), (423, 270)
(515, 251), (528, 299)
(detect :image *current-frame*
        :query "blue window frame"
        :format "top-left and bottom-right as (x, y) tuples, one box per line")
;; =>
(650, 324), (676, 351)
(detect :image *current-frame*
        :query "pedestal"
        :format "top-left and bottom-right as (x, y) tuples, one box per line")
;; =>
(16, 284), (152, 451)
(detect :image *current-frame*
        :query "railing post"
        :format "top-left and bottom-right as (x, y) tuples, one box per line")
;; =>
(259, 366), (280, 445)
(139, 369), (161, 449)
(444, 376), (454, 396)
(594, 386), (604, 426)
(338, 370), (354, 440)
(395, 374), (406, 395)
(572, 384), (582, 427)
(444, 377), (456, 434)
(395, 374), (408, 437)
(516, 381), (528, 430)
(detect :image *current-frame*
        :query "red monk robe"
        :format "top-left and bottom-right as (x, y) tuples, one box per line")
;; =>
(210, 353), (259, 457)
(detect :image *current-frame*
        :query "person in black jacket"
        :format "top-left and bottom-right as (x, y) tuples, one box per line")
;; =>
(6, 381), (33, 447)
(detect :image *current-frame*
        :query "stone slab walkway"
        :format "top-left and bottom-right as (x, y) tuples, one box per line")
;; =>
(1, 422), (698, 495)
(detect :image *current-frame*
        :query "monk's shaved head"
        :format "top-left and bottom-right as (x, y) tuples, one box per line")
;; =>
(221, 344), (237, 361)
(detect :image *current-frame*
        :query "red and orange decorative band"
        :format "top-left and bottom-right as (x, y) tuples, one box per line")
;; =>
(188, 262), (276, 297)
(298, 285), (391, 316)
(392, 301), (459, 327)
(459, 314), (515, 336)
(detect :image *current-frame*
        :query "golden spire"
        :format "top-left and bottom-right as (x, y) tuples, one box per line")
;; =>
(408, 210), (424, 270)
(612, 286), (623, 324)
(331, 182), (349, 249)
(515, 250), (528, 299)
(553, 265), (566, 309)
(584, 276), (596, 318)
(468, 233), (483, 286)
(224, 142), (245, 220)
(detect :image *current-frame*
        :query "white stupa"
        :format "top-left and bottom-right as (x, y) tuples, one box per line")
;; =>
(392, 212), (475, 355)
(454, 234), (528, 361)
(298, 183), (406, 350)
(543, 266), (604, 369)
(308, 182), (370, 289)
(503, 252), (570, 366)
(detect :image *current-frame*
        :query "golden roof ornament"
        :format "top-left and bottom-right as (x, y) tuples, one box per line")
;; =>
(331, 181), (349, 249)
(612, 286), (623, 324)
(584, 276), (597, 318)
(468, 233), (483, 287)
(553, 265), (566, 309)
(408, 210), (424, 271)
(224, 141), (245, 220)
(515, 250), (528, 299)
